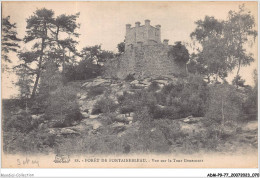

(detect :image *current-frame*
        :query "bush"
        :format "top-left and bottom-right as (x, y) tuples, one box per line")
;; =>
(121, 76), (208, 121)
(98, 113), (117, 125)
(149, 105), (180, 120)
(92, 96), (118, 114)
(64, 60), (103, 82)
(155, 75), (208, 118)
(118, 92), (136, 115)
(88, 86), (105, 98)
(120, 106), (135, 116)
(242, 86), (257, 121)
(148, 81), (160, 92)
(161, 80), (184, 96)
(124, 74), (135, 82)
(45, 85), (82, 127)
(120, 119), (183, 153)
(206, 84), (243, 125)
(232, 75), (245, 88)
(3, 130), (56, 154)
(91, 108), (103, 115)
(4, 111), (34, 133)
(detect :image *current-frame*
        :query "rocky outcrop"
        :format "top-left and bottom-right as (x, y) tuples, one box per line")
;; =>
(76, 76), (177, 121)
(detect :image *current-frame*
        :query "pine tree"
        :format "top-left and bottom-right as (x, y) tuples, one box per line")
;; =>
(23, 8), (56, 99)
(1, 16), (21, 71)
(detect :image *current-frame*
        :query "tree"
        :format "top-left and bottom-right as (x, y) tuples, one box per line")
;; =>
(37, 61), (62, 107)
(232, 75), (245, 88)
(190, 5), (257, 83)
(15, 62), (34, 111)
(206, 84), (243, 128)
(224, 4), (257, 76)
(50, 13), (80, 82)
(76, 59), (100, 80)
(190, 16), (230, 82)
(81, 45), (114, 65)
(117, 42), (125, 54)
(23, 8), (55, 99)
(15, 51), (39, 107)
(187, 53), (211, 82)
(168, 41), (189, 64)
(1, 16), (21, 63)
(98, 50), (114, 64)
(79, 45), (114, 79)
(21, 8), (81, 99)
(242, 69), (257, 120)
(190, 16), (223, 43)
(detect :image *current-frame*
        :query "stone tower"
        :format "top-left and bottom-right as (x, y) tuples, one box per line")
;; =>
(125, 20), (163, 51)
(105, 20), (186, 79)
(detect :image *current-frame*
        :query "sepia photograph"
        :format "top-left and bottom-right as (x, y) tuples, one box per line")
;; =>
(1, 1), (258, 170)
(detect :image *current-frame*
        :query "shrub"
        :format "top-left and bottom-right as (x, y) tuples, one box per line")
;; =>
(120, 106), (135, 115)
(64, 60), (104, 82)
(120, 119), (183, 153)
(156, 75), (208, 118)
(124, 74), (135, 82)
(118, 93), (136, 115)
(88, 86), (105, 98)
(147, 103), (180, 120)
(148, 81), (160, 92)
(98, 113), (117, 125)
(232, 75), (245, 88)
(45, 85), (82, 127)
(242, 86), (257, 121)
(117, 94), (125, 105)
(91, 108), (103, 115)
(206, 84), (243, 125)
(4, 111), (34, 133)
(3, 130), (56, 154)
(161, 80), (184, 96)
(125, 76), (208, 121)
(92, 96), (118, 114)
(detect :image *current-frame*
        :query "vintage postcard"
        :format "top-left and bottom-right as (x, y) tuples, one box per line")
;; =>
(1, 1), (258, 169)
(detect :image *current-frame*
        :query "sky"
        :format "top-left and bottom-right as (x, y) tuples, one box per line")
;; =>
(1, 1), (258, 98)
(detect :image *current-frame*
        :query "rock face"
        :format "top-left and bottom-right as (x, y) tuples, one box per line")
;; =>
(60, 77), (207, 141)
(40, 77), (209, 141)
(82, 77), (111, 88)
(77, 76), (176, 120)
(48, 128), (80, 136)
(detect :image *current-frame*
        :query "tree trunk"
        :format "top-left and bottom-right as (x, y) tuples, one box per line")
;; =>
(221, 97), (225, 125)
(236, 59), (241, 76)
(31, 72), (40, 99)
(31, 19), (47, 100)
(62, 48), (66, 83)
(31, 38), (45, 100)
(185, 63), (188, 74)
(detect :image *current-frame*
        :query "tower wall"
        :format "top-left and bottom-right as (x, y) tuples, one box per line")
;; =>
(105, 45), (186, 79)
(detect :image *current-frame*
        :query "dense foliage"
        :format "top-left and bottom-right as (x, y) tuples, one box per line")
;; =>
(189, 5), (257, 82)
(168, 41), (189, 64)
(1, 16), (21, 64)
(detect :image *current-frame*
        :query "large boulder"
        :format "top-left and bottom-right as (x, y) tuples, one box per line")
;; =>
(82, 119), (102, 130)
(82, 77), (111, 88)
(154, 79), (169, 85)
(78, 99), (97, 118)
(48, 128), (80, 136)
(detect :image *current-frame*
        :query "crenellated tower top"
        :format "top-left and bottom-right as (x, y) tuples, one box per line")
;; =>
(125, 20), (168, 51)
